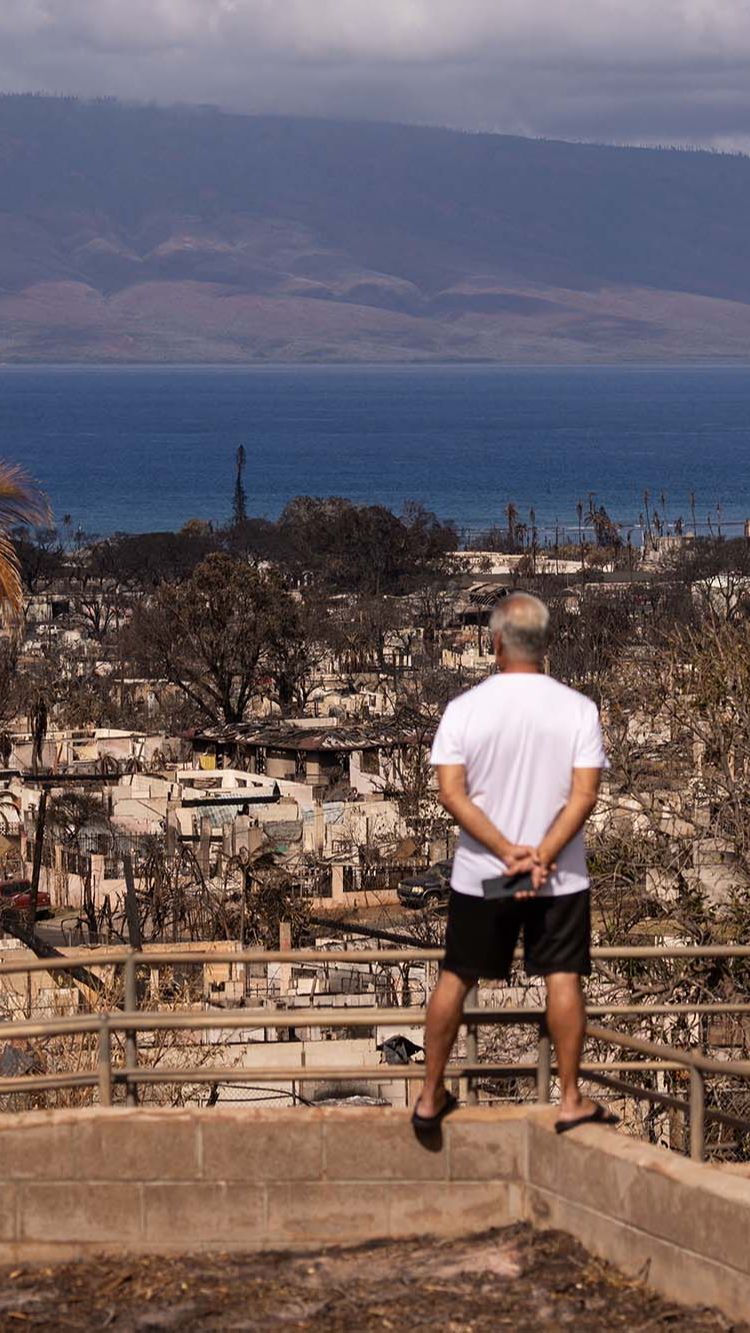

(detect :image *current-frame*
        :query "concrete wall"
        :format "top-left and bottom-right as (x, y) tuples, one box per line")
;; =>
(0, 1105), (524, 1265)
(523, 1114), (750, 1323)
(0, 1105), (749, 1322)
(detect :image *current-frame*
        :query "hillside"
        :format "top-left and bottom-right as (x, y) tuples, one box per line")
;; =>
(2, 95), (750, 363)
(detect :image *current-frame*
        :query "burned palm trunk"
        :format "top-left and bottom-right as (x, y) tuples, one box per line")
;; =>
(81, 864), (100, 945)
(123, 853), (143, 950)
(26, 787), (47, 936)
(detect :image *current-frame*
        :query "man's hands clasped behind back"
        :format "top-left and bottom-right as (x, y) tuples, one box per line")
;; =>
(504, 844), (556, 897)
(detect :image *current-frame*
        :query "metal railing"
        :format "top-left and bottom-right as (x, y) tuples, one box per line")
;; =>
(1, 944), (749, 1162)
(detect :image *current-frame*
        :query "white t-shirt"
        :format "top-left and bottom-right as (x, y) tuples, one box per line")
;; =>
(430, 673), (607, 898)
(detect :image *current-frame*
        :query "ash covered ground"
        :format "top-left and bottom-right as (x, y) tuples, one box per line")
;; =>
(0, 1224), (743, 1331)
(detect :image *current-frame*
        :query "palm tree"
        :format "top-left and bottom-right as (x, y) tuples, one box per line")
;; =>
(576, 500), (585, 570)
(505, 502), (518, 552)
(643, 489), (652, 547)
(0, 463), (51, 621)
(232, 444), (248, 528)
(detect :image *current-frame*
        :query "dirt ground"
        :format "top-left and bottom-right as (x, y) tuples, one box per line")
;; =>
(0, 1224), (745, 1332)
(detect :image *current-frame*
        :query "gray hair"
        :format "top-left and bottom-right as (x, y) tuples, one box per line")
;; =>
(489, 593), (550, 662)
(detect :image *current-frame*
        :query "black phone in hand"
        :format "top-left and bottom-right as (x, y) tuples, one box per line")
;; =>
(481, 871), (534, 900)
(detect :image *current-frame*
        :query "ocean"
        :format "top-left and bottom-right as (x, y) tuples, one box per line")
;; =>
(1, 364), (750, 541)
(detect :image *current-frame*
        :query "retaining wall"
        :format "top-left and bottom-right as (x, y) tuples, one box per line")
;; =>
(0, 1105), (748, 1321)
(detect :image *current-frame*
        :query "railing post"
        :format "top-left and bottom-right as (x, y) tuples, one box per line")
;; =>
(465, 985), (478, 1105)
(124, 951), (139, 1108)
(97, 1017), (113, 1108)
(690, 1067), (705, 1162)
(537, 1015), (552, 1103)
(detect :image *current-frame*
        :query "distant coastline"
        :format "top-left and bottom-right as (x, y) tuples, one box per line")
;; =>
(4, 358), (750, 371)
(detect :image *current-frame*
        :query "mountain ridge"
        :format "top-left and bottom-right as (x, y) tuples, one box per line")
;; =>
(2, 95), (750, 363)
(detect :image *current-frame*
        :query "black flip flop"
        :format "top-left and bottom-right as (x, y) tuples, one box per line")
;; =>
(411, 1091), (458, 1133)
(555, 1102), (620, 1135)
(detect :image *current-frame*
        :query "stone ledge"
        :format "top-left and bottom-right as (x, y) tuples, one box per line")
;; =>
(526, 1183), (750, 1325)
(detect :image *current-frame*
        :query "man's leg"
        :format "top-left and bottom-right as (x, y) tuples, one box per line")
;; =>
(416, 968), (476, 1117)
(543, 975), (602, 1119)
(544, 971), (597, 1122)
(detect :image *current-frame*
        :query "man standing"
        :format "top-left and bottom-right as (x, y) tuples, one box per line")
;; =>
(413, 592), (616, 1134)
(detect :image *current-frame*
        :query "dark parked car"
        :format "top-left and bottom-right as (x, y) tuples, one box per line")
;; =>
(0, 879), (51, 918)
(397, 859), (453, 910)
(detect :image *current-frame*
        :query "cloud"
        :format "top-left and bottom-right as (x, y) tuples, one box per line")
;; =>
(1, 1), (750, 147)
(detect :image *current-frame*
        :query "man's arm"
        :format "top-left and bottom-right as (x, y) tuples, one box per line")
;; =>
(436, 764), (534, 871)
(536, 767), (602, 873)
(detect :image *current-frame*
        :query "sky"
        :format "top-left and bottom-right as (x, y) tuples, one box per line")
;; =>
(1, 0), (750, 149)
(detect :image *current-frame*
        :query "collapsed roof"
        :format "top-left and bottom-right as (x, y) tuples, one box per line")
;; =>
(191, 720), (413, 753)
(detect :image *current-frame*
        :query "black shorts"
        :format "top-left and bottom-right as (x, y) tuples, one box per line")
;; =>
(443, 888), (591, 981)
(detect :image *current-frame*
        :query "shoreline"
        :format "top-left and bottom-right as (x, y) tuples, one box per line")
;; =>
(4, 361), (750, 373)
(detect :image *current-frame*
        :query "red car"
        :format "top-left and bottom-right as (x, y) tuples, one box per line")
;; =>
(0, 879), (51, 918)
